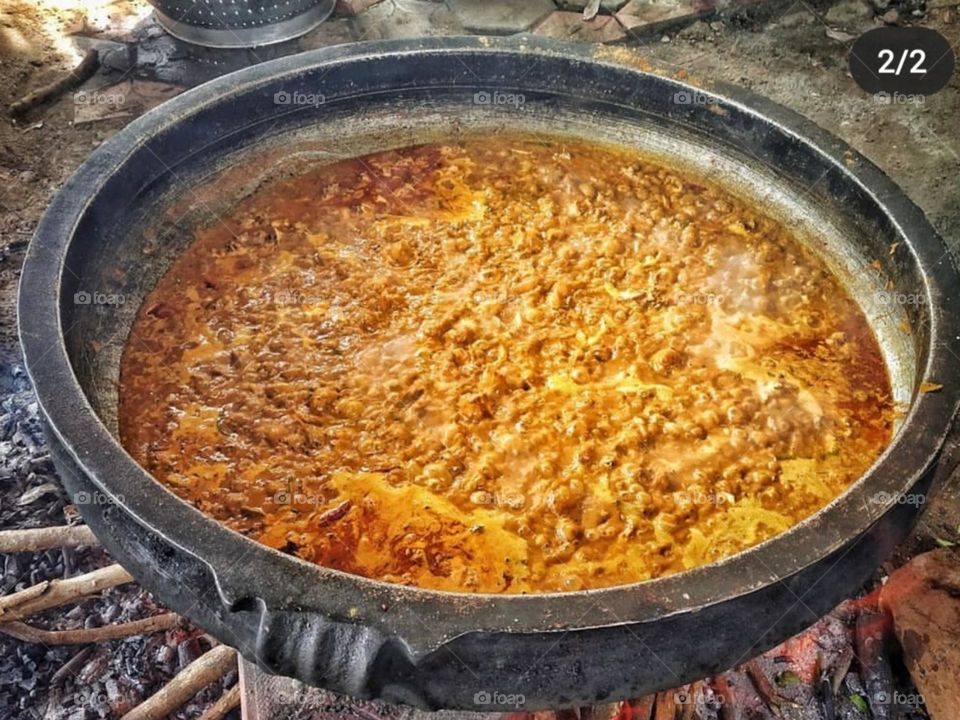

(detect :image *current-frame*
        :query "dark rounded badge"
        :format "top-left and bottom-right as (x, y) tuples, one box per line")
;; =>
(850, 27), (954, 96)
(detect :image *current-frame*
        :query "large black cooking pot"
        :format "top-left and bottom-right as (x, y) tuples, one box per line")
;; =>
(18, 37), (960, 711)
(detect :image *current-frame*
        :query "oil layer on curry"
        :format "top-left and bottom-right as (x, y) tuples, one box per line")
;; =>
(119, 135), (893, 594)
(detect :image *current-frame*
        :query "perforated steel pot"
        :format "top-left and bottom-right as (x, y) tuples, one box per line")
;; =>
(147, 0), (334, 48)
(19, 37), (960, 711)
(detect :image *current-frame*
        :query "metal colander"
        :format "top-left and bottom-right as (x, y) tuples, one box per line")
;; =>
(147, 0), (335, 48)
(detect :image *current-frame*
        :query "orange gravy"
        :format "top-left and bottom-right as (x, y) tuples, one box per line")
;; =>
(119, 137), (893, 593)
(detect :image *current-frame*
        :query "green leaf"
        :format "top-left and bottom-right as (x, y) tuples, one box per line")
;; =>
(934, 537), (957, 548)
(776, 670), (801, 687)
(850, 693), (869, 712)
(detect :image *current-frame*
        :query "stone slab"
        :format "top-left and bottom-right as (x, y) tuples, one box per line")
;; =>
(616, 0), (707, 35)
(446, 0), (556, 34)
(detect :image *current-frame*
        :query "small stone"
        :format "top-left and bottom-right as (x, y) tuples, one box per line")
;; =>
(83, 614), (101, 629)
(177, 636), (201, 669)
(99, 46), (133, 73)
(678, 19), (711, 40)
(824, 0), (873, 25)
(156, 644), (176, 667)
(709, 20), (724, 32)
(18, 171), (37, 184)
(881, 8), (899, 23)
(616, 0), (701, 34)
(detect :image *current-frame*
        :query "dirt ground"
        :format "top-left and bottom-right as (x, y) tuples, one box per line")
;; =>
(0, 0), (958, 718)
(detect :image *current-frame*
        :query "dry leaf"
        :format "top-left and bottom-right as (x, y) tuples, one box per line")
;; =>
(825, 28), (855, 42)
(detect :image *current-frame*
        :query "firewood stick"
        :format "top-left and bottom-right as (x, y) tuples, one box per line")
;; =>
(0, 613), (180, 645)
(653, 689), (675, 720)
(0, 564), (134, 622)
(626, 695), (655, 720)
(120, 645), (238, 720)
(196, 684), (240, 720)
(9, 49), (100, 117)
(49, 646), (94, 686)
(0, 525), (98, 553)
(680, 682), (700, 720)
(712, 675), (737, 720)
(744, 659), (782, 710)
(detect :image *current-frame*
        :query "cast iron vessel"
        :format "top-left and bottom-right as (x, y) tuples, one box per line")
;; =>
(18, 37), (960, 711)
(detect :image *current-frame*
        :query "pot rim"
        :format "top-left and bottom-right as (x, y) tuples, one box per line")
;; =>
(18, 36), (960, 652)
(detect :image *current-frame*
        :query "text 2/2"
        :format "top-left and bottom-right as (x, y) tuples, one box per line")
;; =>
(877, 49), (927, 75)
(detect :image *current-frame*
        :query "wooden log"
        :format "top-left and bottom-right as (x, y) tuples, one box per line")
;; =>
(653, 689), (675, 720)
(624, 695), (655, 720)
(0, 525), (98, 553)
(0, 564), (134, 622)
(0, 613), (180, 645)
(9, 49), (100, 117)
(120, 645), (238, 720)
(197, 684), (240, 720)
(744, 660), (782, 710)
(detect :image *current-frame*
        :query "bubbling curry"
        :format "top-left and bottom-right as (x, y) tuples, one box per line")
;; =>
(119, 136), (893, 593)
